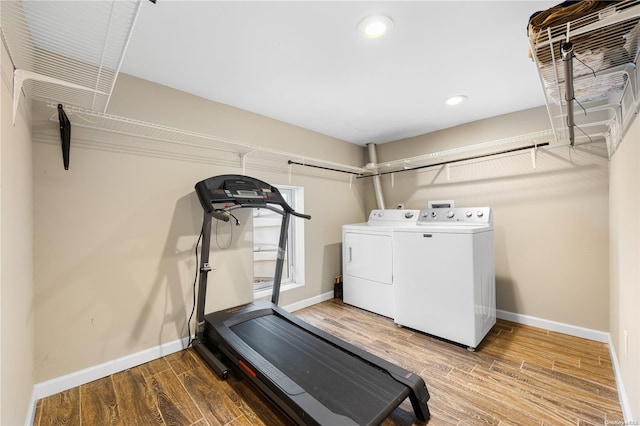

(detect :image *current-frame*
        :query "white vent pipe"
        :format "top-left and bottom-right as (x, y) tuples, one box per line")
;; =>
(367, 143), (386, 210)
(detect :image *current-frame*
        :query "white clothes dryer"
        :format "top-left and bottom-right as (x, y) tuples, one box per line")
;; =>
(392, 207), (496, 350)
(342, 209), (419, 318)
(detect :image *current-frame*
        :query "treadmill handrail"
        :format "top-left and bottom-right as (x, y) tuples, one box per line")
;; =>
(291, 210), (312, 220)
(220, 203), (311, 221)
(211, 209), (230, 222)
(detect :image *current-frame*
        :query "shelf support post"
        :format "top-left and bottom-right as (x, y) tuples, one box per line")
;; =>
(561, 40), (575, 146)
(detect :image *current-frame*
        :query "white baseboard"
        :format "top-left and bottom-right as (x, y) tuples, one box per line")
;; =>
(496, 309), (609, 343)
(283, 290), (334, 313)
(33, 336), (190, 402)
(607, 334), (634, 423)
(25, 390), (37, 426)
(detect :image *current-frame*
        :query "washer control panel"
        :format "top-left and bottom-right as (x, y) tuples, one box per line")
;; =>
(418, 207), (492, 225)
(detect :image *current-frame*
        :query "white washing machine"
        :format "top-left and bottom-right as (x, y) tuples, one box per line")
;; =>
(393, 207), (496, 350)
(342, 209), (419, 318)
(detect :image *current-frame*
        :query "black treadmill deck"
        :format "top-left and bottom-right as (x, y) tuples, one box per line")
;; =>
(201, 300), (430, 425)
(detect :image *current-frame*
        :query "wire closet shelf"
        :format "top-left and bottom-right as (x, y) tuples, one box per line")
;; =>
(1, 0), (142, 123)
(528, 0), (640, 155)
(46, 103), (366, 177)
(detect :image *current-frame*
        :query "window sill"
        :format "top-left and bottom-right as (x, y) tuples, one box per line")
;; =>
(254, 281), (305, 300)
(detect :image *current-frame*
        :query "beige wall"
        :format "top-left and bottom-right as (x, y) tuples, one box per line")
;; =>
(31, 74), (367, 382)
(610, 116), (640, 420)
(1, 40), (35, 424)
(369, 107), (610, 331)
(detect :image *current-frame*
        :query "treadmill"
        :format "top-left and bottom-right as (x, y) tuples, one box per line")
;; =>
(192, 175), (430, 425)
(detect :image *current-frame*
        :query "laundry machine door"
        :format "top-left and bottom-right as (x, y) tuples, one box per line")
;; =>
(342, 230), (395, 317)
(343, 231), (392, 285)
(393, 230), (476, 346)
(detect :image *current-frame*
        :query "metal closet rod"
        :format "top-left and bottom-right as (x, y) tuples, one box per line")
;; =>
(356, 142), (551, 179)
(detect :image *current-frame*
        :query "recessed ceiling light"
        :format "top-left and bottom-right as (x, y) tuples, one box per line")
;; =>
(445, 95), (468, 106)
(357, 15), (393, 39)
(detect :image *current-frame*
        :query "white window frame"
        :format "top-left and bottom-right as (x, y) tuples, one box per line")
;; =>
(253, 184), (305, 299)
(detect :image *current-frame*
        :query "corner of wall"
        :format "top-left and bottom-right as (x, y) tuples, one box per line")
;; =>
(1, 37), (36, 426)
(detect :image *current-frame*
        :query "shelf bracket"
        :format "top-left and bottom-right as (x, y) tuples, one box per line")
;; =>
(58, 105), (71, 170)
(531, 147), (537, 170)
(239, 149), (256, 175)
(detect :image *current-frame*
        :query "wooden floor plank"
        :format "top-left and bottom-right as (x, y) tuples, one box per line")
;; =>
(522, 361), (620, 405)
(80, 377), (123, 426)
(553, 358), (617, 389)
(145, 369), (203, 426)
(225, 415), (260, 426)
(165, 349), (201, 376)
(179, 364), (244, 426)
(136, 357), (172, 379)
(489, 360), (609, 425)
(35, 299), (625, 425)
(111, 368), (164, 426)
(33, 398), (43, 426)
(36, 388), (80, 426)
(445, 367), (542, 425)
(427, 374), (502, 426)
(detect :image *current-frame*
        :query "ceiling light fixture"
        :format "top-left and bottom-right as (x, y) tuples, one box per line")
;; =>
(357, 15), (393, 39)
(445, 95), (468, 106)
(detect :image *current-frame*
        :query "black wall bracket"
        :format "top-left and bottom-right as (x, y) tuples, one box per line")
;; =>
(57, 104), (71, 170)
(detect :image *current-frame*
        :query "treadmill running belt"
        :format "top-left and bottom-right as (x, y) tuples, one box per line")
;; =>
(231, 314), (409, 424)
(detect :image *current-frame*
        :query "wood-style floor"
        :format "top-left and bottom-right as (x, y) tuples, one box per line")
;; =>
(34, 299), (624, 425)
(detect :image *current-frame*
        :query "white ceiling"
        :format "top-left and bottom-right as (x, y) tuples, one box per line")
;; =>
(120, 1), (558, 145)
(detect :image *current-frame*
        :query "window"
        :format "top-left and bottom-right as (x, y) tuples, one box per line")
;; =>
(253, 185), (305, 297)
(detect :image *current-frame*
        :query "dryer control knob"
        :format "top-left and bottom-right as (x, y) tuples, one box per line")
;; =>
(477, 211), (484, 217)
(447, 210), (455, 218)
(466, 211), (472, 218)
(404, 212), (414, 219)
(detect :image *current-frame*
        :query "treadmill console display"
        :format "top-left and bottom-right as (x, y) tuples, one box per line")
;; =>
(195, 174), (288, 214)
